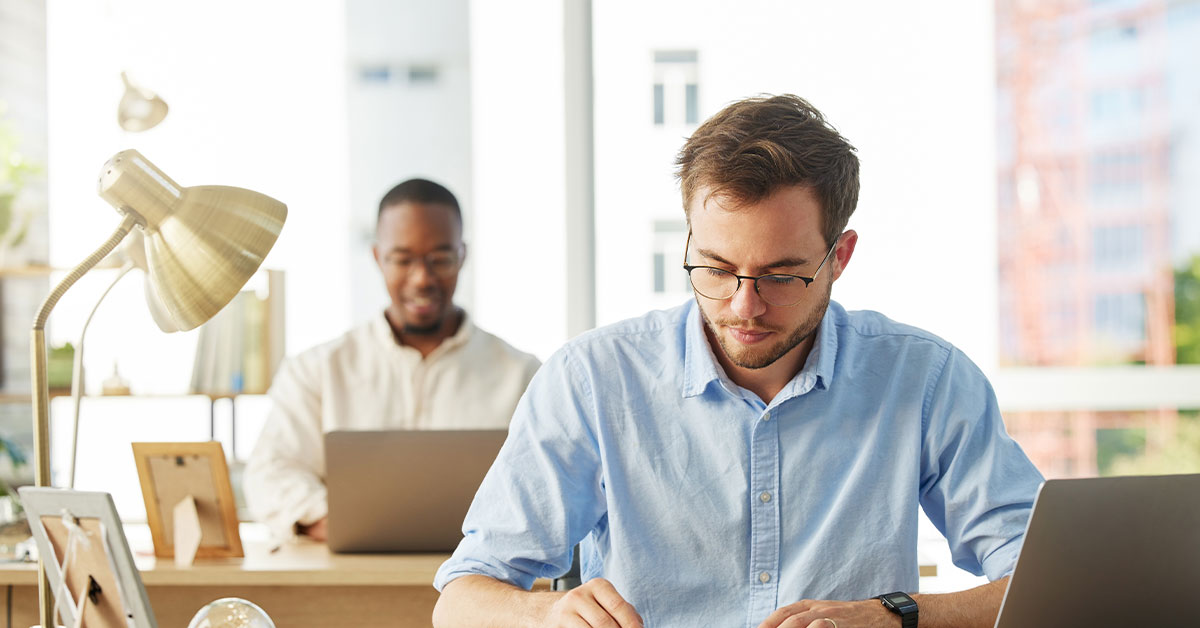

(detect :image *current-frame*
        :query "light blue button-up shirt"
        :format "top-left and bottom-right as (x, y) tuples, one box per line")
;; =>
(435, 300), (1043, 627)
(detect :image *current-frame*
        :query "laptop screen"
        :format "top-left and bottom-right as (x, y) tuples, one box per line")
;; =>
(323, 429), (508, 553)
(994, 473), (1200, 627)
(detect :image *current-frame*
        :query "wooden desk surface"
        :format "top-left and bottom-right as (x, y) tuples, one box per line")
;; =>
(0, 536), (448, 587)
(0, 522), (935, 628)
(147, 540), (449, 586)
(0, 526), (451, 627)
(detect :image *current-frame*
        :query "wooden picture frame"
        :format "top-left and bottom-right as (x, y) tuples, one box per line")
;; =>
(18, 487), (158, 628)
(132, 441), (243, 560)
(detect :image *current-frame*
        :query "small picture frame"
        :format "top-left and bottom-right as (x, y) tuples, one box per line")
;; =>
(18, 487), (158, 628)
(132, 441), (243, 561)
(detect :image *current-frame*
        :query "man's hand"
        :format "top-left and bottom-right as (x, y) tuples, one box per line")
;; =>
(543, 578), (644, 628)
(757, 598), (897, 628)
(297, 517), (328, 542)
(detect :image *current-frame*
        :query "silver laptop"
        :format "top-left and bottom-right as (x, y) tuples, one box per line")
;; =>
(324, 429), (508, 553)
(995, 473), (1200, 627)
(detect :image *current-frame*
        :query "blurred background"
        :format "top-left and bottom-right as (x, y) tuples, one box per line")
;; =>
(0, 0), (1197, 591)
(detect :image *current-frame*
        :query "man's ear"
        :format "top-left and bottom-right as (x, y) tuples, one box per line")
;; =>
(831, 230), (858, 282)
(371, 243), (382, 267)
(459, 242), (468, 266)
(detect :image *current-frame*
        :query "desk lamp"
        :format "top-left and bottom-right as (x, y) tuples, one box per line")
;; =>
(118, 72), (169, 132)
(66, 229), (176, 489)
(29, 149), (287, 627)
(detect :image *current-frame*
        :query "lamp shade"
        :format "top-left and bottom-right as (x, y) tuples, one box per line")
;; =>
(93, 229), (179, 332)
(117, 72), (169, 132)
(96, 150), (286, 331)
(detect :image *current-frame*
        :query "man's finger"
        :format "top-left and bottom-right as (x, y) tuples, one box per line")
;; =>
(573, 599), (621, 628)
(757, 601), (811, 628)
(782, 613), (822, 628)
(585, 579), (644, 628)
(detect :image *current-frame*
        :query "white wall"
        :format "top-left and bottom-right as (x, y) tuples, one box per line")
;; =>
(345, 0), (475, 325)
(592, 0), (999, 372)
(467, 0), (569, 360)
(46, 0), (353, 394)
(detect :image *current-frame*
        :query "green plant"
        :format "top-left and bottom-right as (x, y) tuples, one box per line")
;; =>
(1106, 413), (1200, 476)
(0, 100), (40, 252)
(0, 434), (26, 502)
(1177, 255), (1200, 365)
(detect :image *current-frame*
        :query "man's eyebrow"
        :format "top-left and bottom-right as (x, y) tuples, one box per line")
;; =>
(694, 247), (810, 270)
(383, 244), (458, 254)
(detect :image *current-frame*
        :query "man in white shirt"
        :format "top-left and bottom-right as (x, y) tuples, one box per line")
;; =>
(244, 178), (541, 541)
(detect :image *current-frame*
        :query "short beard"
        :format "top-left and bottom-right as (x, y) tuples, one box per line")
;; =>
(402, 321), (443, 336)
(698, 283), (831, 370)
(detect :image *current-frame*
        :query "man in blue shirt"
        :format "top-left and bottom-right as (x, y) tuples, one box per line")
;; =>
(433, 94), (1043, 628)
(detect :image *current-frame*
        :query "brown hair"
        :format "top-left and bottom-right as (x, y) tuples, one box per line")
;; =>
(675, 94), (860, 247)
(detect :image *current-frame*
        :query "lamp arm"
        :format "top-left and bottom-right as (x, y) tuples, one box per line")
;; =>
(30, 212), (137, 628)
(67, 260), (136, 489)
(33, 214), (140, 332)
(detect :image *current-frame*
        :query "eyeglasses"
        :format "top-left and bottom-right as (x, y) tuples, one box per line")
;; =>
(682, 232), (838, 307)
(383, 247), (463, 278)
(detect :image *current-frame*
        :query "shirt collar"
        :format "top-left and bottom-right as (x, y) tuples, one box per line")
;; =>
(680, 299), (841, 400)
(782, 299), (839, 397)
(682, 301), (727, 398)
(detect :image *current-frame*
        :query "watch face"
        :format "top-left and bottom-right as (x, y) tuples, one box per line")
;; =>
(888, 594), (911, 605)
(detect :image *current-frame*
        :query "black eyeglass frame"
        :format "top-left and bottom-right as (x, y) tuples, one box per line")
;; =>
(681, 232), (839, 307)
(381, 244), (466, 278)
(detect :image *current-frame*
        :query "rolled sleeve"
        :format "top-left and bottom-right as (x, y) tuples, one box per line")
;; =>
(918, 348), (1044, 581)
(435, 346), (606, 591)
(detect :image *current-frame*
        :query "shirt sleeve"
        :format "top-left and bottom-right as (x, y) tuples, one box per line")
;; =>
(918, 347), (1045, 581)
(243, 354), (330, 540)
(434, 346), (606, 591)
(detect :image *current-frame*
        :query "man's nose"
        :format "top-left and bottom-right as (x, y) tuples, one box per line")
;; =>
(728, 278), (767, 320)
(408, 260), (438, 286)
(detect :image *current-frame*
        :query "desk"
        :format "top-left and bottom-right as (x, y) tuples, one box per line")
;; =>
(0, 529), (938, 627)
(0, 537), (447, 628)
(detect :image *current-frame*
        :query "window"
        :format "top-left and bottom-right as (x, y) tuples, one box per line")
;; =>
(359, 65), (392, 83)
(1093, 291), (1147, 349)
(407, 65), (439, 84)
(652, 50), (698, 127)
(356, 63), (440, 86)
(685, 82), (698, 125)
(652, 220), (689, 295)
(1092, 224), (1144, 271)
(653, 83), (664, 125)
(1089, 148), (1146, 209)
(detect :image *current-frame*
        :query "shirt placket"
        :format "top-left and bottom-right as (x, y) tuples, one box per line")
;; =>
(411, 359), (428, 427)
(747, 405), (781, 625)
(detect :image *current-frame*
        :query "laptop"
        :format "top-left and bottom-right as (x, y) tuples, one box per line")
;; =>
(324, 429), (508, 553)
(994, 473), (1200, 627)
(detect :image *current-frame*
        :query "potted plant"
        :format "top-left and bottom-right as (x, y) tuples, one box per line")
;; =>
(0, 434), (31, 561)
(0, 100), (40, 266)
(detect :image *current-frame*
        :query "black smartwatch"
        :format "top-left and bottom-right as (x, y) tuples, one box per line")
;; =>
(878, 591), (918, 628)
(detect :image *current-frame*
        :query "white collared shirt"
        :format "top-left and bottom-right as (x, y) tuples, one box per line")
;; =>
(244, 311), (541, 539)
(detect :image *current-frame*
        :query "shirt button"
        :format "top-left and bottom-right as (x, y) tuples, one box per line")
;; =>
(760, 491), (771, 503)
(762, 411), (771, 422)
(759, 571), (771, 583)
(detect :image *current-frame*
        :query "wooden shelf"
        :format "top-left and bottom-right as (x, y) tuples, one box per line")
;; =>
(0, 392), (267, 403)
(0, 390), (69, 403)
(0, 264), (147, 278)
(0, 265), (55, 277)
